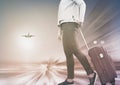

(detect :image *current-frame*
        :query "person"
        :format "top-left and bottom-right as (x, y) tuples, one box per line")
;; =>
(57, 0), (96, 85)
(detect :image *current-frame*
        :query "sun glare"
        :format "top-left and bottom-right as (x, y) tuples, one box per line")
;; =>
(18, 37), (35, 50)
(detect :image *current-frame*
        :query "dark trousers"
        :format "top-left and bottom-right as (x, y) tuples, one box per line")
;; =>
(61, 22), (93, 79)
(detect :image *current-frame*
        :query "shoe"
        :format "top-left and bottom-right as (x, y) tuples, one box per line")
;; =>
(58, 80), (74, 85)
(89, 72), (96, 85)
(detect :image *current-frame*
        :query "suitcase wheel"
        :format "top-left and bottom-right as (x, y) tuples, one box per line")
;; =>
(110, 80), (115, 85)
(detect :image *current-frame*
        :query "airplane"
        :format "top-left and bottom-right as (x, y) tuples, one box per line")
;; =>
(22, 33), (35, 38)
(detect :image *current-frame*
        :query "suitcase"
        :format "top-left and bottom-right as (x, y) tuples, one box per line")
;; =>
(79, 28), (117, 85)
(88, 46), (117, 85)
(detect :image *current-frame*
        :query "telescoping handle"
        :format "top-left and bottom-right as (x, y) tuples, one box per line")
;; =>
(79, 28), (89, 50)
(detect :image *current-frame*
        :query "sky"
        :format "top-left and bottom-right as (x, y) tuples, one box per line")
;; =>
(0, 0), (120, 64)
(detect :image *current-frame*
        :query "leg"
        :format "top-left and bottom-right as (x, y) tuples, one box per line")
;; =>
(57, 50), (75, 85)
(63, 45), (74, 79)
(61, 23), (76, 79)
(58, 23), (75, 85)
(71, 23), (96, 85)
(74, 49), (93, 75)
(74, 49), (96, 85)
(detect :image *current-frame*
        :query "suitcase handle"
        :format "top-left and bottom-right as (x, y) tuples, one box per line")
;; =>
(79, 28), (89, 50)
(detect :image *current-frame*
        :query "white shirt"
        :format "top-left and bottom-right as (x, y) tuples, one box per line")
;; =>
(58, 0), (86, 26)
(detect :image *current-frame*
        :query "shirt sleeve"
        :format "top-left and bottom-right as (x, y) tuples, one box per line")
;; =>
(79, 0), (86, 22)
(74, 0), (86, 22)
(57, 0), (62, 27)
(73, 0), (84, 5)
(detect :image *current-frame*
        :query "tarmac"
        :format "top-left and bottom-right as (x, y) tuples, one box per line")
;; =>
(0, 64), (120, 85)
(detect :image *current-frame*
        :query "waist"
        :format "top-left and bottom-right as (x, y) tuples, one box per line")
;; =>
(61, 22), (78, 28)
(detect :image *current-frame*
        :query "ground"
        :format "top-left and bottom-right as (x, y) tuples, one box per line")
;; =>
(0, 63), (120, 85)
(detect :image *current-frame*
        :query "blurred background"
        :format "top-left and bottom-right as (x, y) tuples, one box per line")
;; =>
(0, 0), (120, 63)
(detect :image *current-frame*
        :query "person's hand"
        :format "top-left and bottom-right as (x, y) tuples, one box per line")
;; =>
(57, 28), (63, 41)
(58, 34), (62, 41)
(78, 22), (83, 28)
